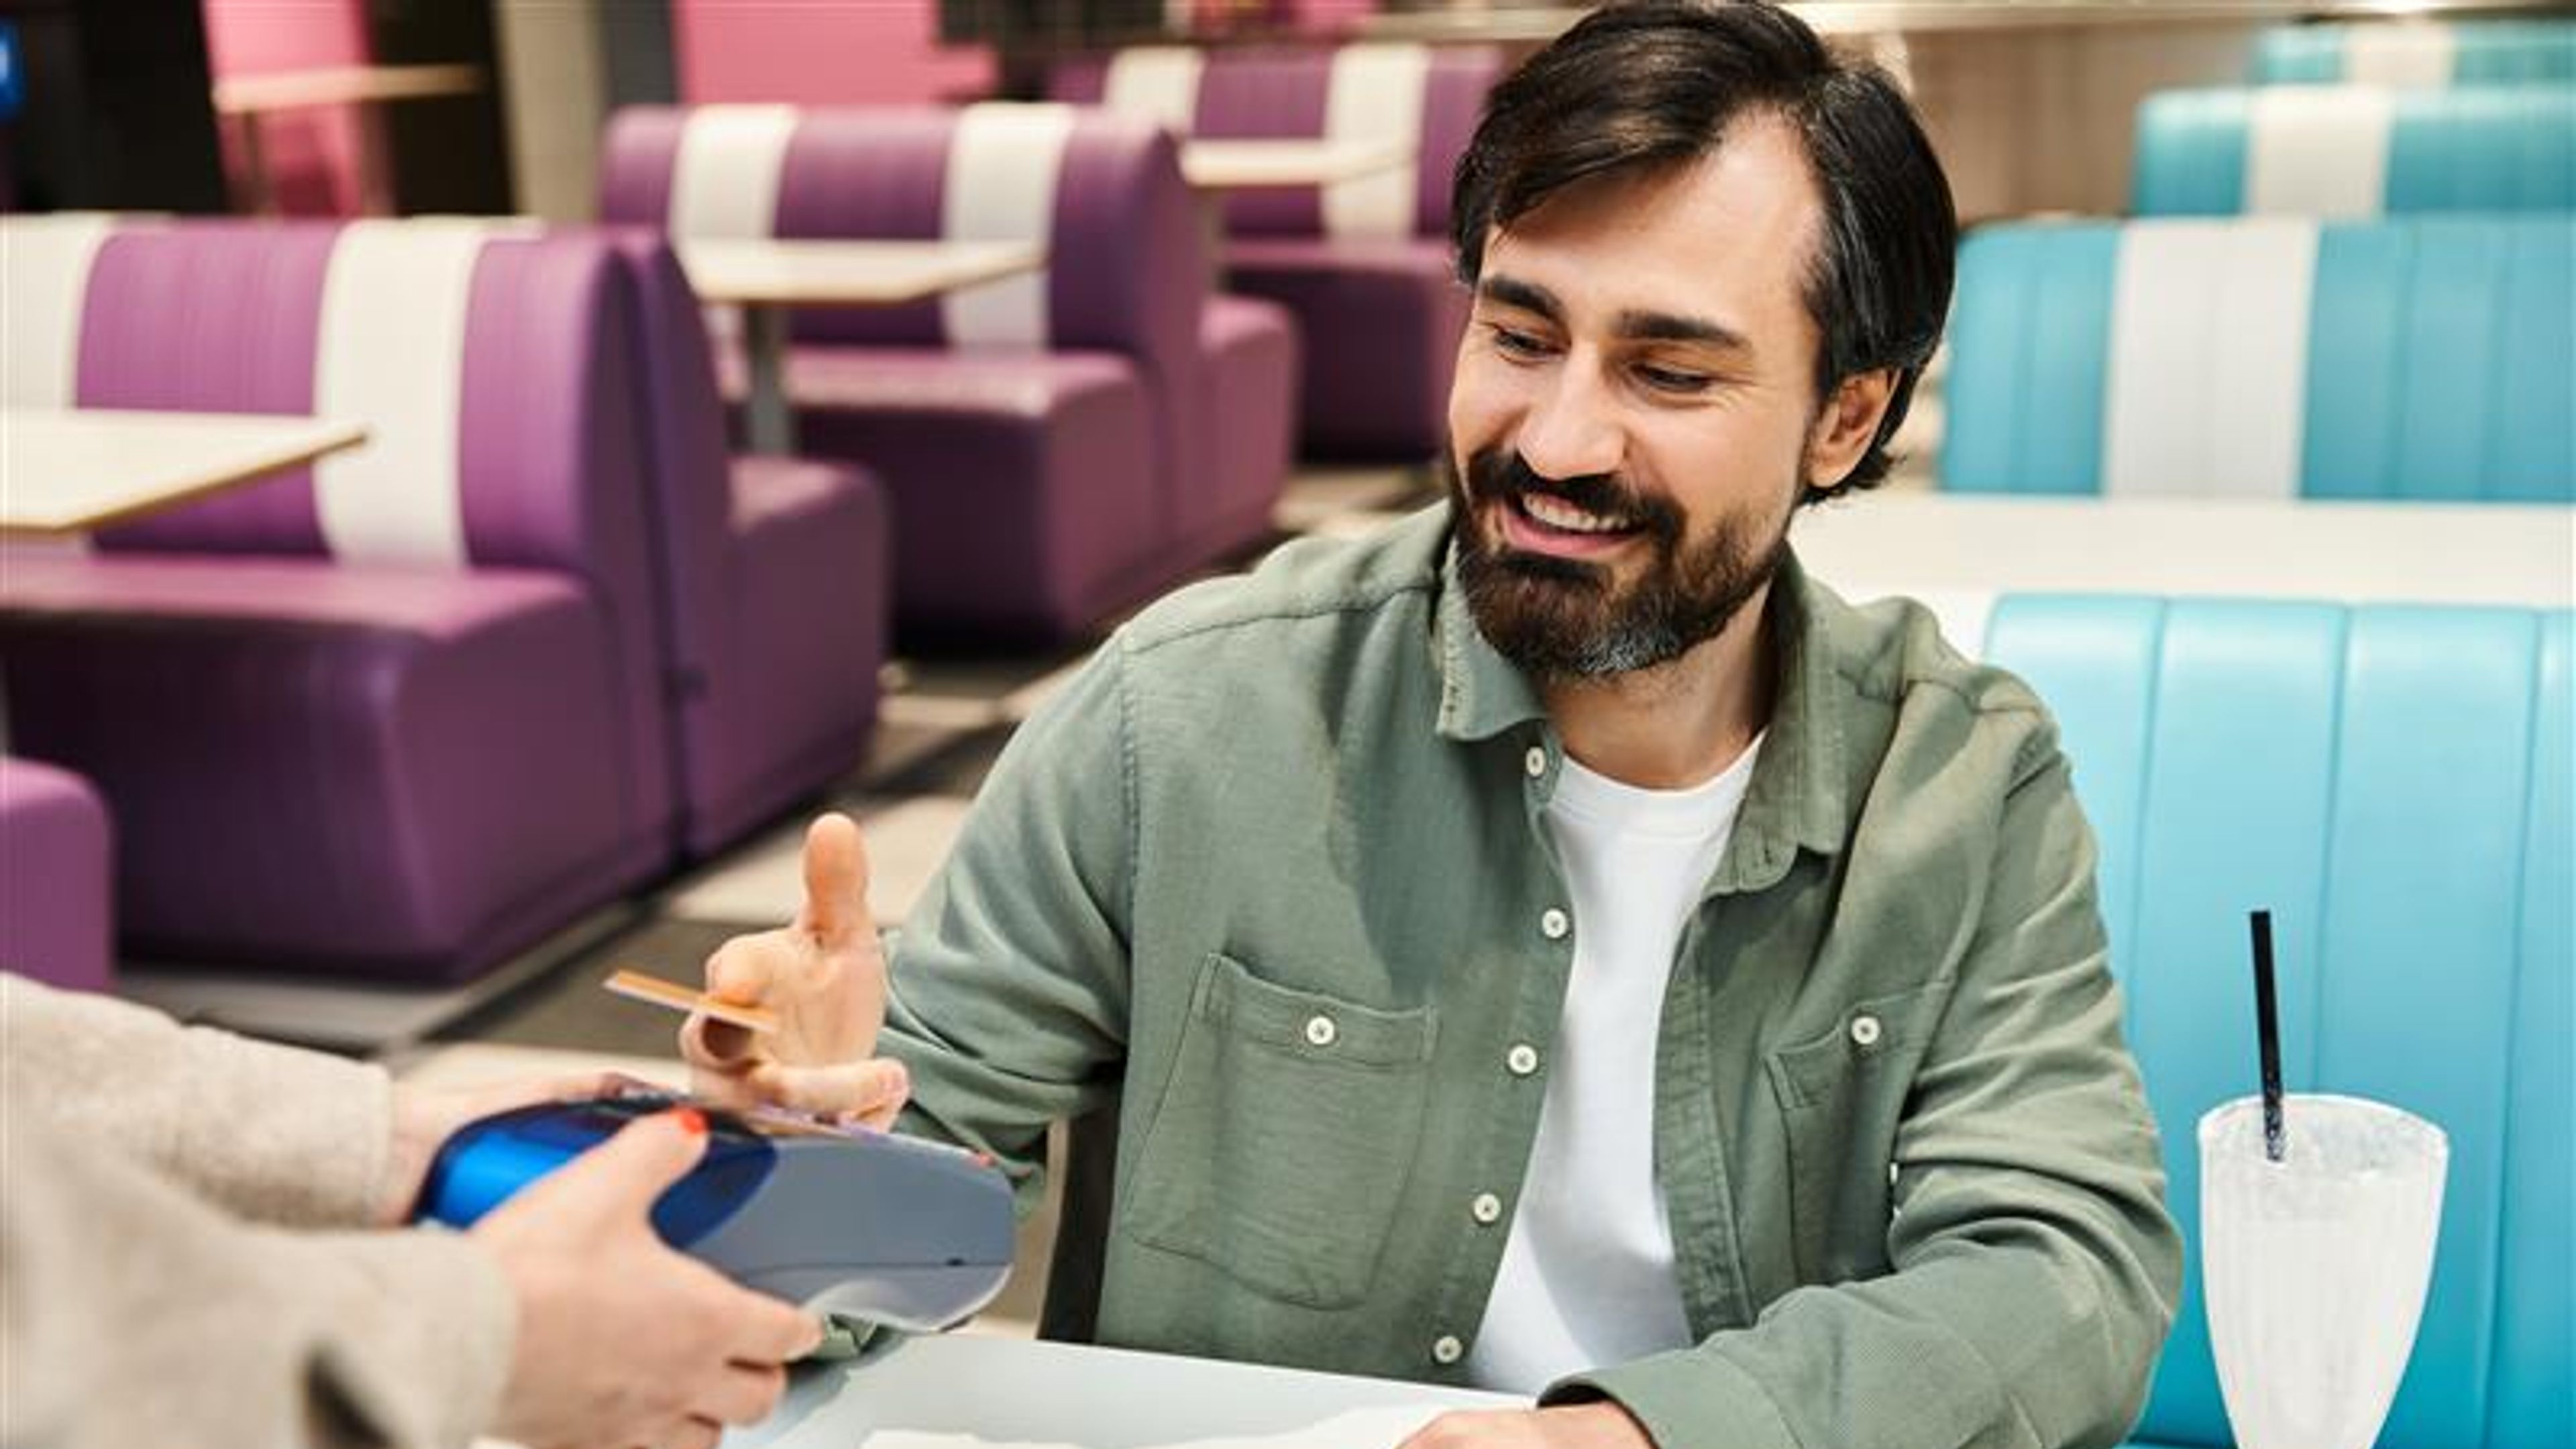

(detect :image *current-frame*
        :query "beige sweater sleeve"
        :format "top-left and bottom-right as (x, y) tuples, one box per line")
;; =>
(0, 1108), (516, 1449)
(0, 975), (392, 1228)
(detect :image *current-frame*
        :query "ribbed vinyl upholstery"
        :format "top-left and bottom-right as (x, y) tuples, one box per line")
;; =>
(2135, 86), (2576, 217)
(2253, 20), (2576, 87)
(1943, 216), (2574, 501)
(1982, 597), (2573, 1449)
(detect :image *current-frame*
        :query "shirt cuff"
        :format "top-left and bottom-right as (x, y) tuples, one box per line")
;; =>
(1542, 1344), (1802, 1449)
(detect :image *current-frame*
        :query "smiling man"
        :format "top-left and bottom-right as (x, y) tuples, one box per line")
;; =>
(684, 4), (2182, 1446)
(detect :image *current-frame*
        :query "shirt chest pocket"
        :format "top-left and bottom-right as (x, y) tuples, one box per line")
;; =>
(1121, 951), (1440, 1310)
(1765, 979), (1946, 1286)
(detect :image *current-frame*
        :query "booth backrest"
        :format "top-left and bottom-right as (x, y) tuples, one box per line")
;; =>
(3, 217), (665, 580)
(2253, 20), (2576, 88)
(598, 101), (1201, 385)
(0, 215), (678, 855)
(1054, 42), (1502, 241)
(1976, 596), (2571, 1449)
(1941, 216), (2573, 502)
(2134, 85), (2576, 217)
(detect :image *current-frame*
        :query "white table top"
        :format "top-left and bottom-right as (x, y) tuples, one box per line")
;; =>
(1, 409), (368, 537)
(1181, 138), (1415, 191)
(211, 63), (483, 115)
(724, 1332), (1525, 1448)
(676, 239), (1050, 308)
(1792, 492), (2575, 613)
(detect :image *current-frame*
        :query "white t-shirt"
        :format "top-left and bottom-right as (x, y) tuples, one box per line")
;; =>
(1466, 737), (1762, 1394)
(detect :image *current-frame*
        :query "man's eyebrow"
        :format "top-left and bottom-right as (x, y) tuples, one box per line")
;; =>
(1613, 309), (1753, 352)
(1478, 274), (1752, 354)
(1477, 274), (1562, 322)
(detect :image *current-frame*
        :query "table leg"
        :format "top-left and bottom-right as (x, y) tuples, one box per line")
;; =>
(1195, 190), (1230, 293)
(235, 112), (276, 216)
(742, 303), (798, 455)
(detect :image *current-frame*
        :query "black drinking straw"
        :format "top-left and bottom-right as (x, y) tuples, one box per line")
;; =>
(2251, 910), (2286, 1163)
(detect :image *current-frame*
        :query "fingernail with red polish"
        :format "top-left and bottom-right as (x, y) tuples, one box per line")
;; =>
(672, 1106), (708, 1135)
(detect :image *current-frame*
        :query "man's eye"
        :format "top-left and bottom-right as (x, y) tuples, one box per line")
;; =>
(1489, 325), (1552, 359)
(1636, 364), (1713, 394)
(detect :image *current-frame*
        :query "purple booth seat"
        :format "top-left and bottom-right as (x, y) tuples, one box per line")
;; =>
(606, 233), (891, 857)
(0, 220), (676, 982)
(1058, 44), (1501, 461)
(0, 756), (114, 994)
(600, 103), (1297, 642)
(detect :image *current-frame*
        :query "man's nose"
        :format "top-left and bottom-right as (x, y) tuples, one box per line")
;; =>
(1515, 360), (1626, 484)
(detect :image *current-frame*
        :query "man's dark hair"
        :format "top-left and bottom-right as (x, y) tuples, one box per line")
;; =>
(1451, 0), (1957, 500)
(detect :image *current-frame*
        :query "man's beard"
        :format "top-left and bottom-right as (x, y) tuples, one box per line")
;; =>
(1447, 445), (1789, 682)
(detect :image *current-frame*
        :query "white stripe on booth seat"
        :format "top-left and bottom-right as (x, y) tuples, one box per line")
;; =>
(2343, 25), (2459, 89)
(2104, 219), (2319, 500)
(670, 105), (798, 239)
(1103, 47), (1205, 136)
(2247, 87), (2394, 218)
(943, 103), (1075, 350)
(312, 219), (489, 568)
(1323, 44), (1432, 241)
(1, 214), (119, 408)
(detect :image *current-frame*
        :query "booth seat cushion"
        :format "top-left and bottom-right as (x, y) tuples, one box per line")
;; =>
(0, 756), (113, 994)
(1191, 295), (1298, 560)
(690, 454), (892, 849)
(0, 555), (656, 980)
(761, 347), (1164, 637)
(1224, 235), (1465, 460)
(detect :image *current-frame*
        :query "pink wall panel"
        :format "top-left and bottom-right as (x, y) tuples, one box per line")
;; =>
(200, 0), (372, 215)
(675, 1), (994, 106)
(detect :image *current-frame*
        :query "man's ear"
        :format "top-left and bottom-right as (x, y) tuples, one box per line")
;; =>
(1803, 368), (1898, 494)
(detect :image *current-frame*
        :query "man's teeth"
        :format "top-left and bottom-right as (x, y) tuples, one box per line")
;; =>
(1521, 494), (1632, 534)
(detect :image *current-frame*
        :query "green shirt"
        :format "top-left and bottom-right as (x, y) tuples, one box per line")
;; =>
(885, 504), (2182, 1449)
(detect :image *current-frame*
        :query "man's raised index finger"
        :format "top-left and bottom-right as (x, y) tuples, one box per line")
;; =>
(795, 812), (871, 945)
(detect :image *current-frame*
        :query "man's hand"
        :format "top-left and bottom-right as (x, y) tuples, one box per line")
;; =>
(1396, 1404), (1655, 1449)
(378, 1069), (627, 1226)
(678, 812), (910, 1127)
(474, 1108), (826, 1449)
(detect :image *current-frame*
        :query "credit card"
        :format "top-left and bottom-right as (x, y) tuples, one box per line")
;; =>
(602, 968), (780, 1034)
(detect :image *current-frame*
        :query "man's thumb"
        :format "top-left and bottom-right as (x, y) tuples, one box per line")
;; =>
(537, 1107), (710, 1222)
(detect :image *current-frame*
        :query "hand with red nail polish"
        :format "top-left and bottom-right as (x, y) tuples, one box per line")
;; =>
(470, 1108), (823, 1449)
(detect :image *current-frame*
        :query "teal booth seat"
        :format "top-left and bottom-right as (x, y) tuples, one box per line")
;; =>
(1941, 216), (2573, 501)
(2133, 87), (2575, 217)
(1976, 597), (2571, 1449)
(2253, 20), (2576, 87)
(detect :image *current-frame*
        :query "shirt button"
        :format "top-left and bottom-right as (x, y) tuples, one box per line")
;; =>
(1505, 1042), (1540, 1077)
(1523, 745), (1548, 778)
(1850, 1014), (1882, 1048)
(1470, 1192), (1503, 1225)
(1431, 1334), (1464, 1365)
(1540, 908), (1570, 941)
(1304, 1014), (1338, 1048)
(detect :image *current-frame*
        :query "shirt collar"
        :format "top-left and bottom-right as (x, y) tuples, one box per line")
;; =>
(1430, 522), (1849, 887)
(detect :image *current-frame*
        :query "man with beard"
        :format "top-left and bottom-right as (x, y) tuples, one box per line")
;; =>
(681, 3), (2182, 1446)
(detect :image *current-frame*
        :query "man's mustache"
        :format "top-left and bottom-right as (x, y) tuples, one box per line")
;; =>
(1460, 447), (1682, 543)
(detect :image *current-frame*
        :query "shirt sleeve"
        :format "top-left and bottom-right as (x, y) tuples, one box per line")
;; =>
(1544, 737), (2186, 1449)
(0, 1108), (515, 1449)
(880, 641), (1140, 1208)
(0, 973), (396, 1229)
